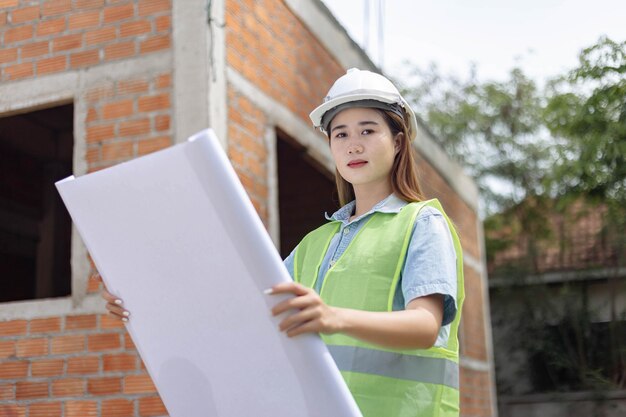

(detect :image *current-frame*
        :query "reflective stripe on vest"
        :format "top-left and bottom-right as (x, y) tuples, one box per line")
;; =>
(328, 344), (460, 390)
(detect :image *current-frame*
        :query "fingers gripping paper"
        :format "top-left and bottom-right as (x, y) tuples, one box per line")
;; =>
(56, 129), (362, 417)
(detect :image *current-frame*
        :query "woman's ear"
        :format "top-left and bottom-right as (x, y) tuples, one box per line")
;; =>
(394, 132), (404, 155)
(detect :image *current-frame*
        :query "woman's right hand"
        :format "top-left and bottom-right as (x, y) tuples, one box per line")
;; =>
(94, 272), (130, 322)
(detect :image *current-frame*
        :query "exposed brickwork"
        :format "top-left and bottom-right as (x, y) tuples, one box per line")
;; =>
(0, 404), (26, 417)
(30, 318), (62, 335)
(0, 315), (159, 415)
(227, 85), (270, 226)
(31, 359), (64, 378)
(489, 200), (624, 275)
(0, 0), (172, 82)
(460, 267), (488, 361)
(225, 0), (344, 125)
(137, 396), (166, 416)
(461, 367), (494, 417)
(84, 71), (173, 172)
(0, 321), (27, 337)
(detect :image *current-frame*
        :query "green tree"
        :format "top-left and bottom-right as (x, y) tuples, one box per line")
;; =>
(544, 36), (626, 204)
(399, 64), (552, 216)
(401, 36), (626, 212)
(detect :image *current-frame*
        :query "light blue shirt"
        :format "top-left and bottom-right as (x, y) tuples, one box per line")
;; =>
(283, 194), (458, 347)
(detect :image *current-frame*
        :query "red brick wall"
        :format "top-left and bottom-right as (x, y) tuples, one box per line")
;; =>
(227, 87), (270, 225)
(461, 367), (494, 417)
(1, 1), (174, 415)
(225, 0), (344, 124)
(0, 315), (166, 416)
(0, 0), (171, 82)
(84, 71), (173, 173)
(461, 268), (488, 362)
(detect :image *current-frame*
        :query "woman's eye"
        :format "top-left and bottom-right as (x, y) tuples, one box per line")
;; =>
(334, 132), (346, 139)
(361, 129), (373, 135)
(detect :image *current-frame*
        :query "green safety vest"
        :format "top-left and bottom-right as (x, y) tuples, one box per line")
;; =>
(294, 199), (465, 417)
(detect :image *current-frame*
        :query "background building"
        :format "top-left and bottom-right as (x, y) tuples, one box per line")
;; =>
(489, 199), (626, 416)
(0, 1), (496, 415)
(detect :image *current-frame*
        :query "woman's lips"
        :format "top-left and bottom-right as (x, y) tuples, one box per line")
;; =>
(347, 160), (368, 168)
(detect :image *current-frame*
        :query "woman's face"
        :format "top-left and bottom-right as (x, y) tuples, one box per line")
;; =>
(328, 107), (400, 190)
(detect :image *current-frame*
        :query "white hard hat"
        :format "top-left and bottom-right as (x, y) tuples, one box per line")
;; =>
(309, 68), (418, 141)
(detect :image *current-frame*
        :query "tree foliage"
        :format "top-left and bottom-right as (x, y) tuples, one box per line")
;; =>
(399, 64), (552, 216)
(400, 36), (626, 212)
(544, 36), (626, 204)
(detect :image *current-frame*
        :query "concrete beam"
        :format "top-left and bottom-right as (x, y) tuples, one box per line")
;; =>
(490, 267), (626, 288)
(208, 0), (228, 147)
(0, 294), (105, 320)
(172, 0), (211, 144)
(460, 356), (492, 372)
(0, 52), (171, 115)
(265, 127), (280, 247)
(464, 252), (485, 276)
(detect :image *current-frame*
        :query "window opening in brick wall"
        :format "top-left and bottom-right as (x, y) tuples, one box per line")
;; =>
(276, 130), (337, 258)
(0, 103), (74, 302)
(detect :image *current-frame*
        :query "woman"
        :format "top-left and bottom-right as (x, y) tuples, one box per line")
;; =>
(102, 68), (464, 417)
(268, 68), (464, 417)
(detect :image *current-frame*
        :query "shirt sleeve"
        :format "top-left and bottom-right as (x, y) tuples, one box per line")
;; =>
(402, 206), (458, 327)
(283, 247), (296, 280)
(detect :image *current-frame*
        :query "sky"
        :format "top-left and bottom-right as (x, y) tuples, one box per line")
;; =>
(321, 0), (626, 84)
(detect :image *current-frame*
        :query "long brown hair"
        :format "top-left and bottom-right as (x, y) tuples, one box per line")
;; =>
(332, 108), (424, 206)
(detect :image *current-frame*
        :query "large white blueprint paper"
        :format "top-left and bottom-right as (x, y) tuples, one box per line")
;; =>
(56, 129), (362, 417)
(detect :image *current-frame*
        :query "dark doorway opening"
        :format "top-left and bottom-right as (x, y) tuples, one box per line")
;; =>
(276, 130), (337, 258)
(0, 104), (74, 302)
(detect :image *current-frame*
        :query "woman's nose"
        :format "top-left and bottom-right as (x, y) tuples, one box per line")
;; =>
(347, 143), (363, 154)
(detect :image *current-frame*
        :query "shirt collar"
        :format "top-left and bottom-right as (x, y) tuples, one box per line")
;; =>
(325, 194), (408, 223)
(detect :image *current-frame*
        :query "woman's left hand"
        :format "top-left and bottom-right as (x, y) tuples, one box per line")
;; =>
(269, 282), (342, 337)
